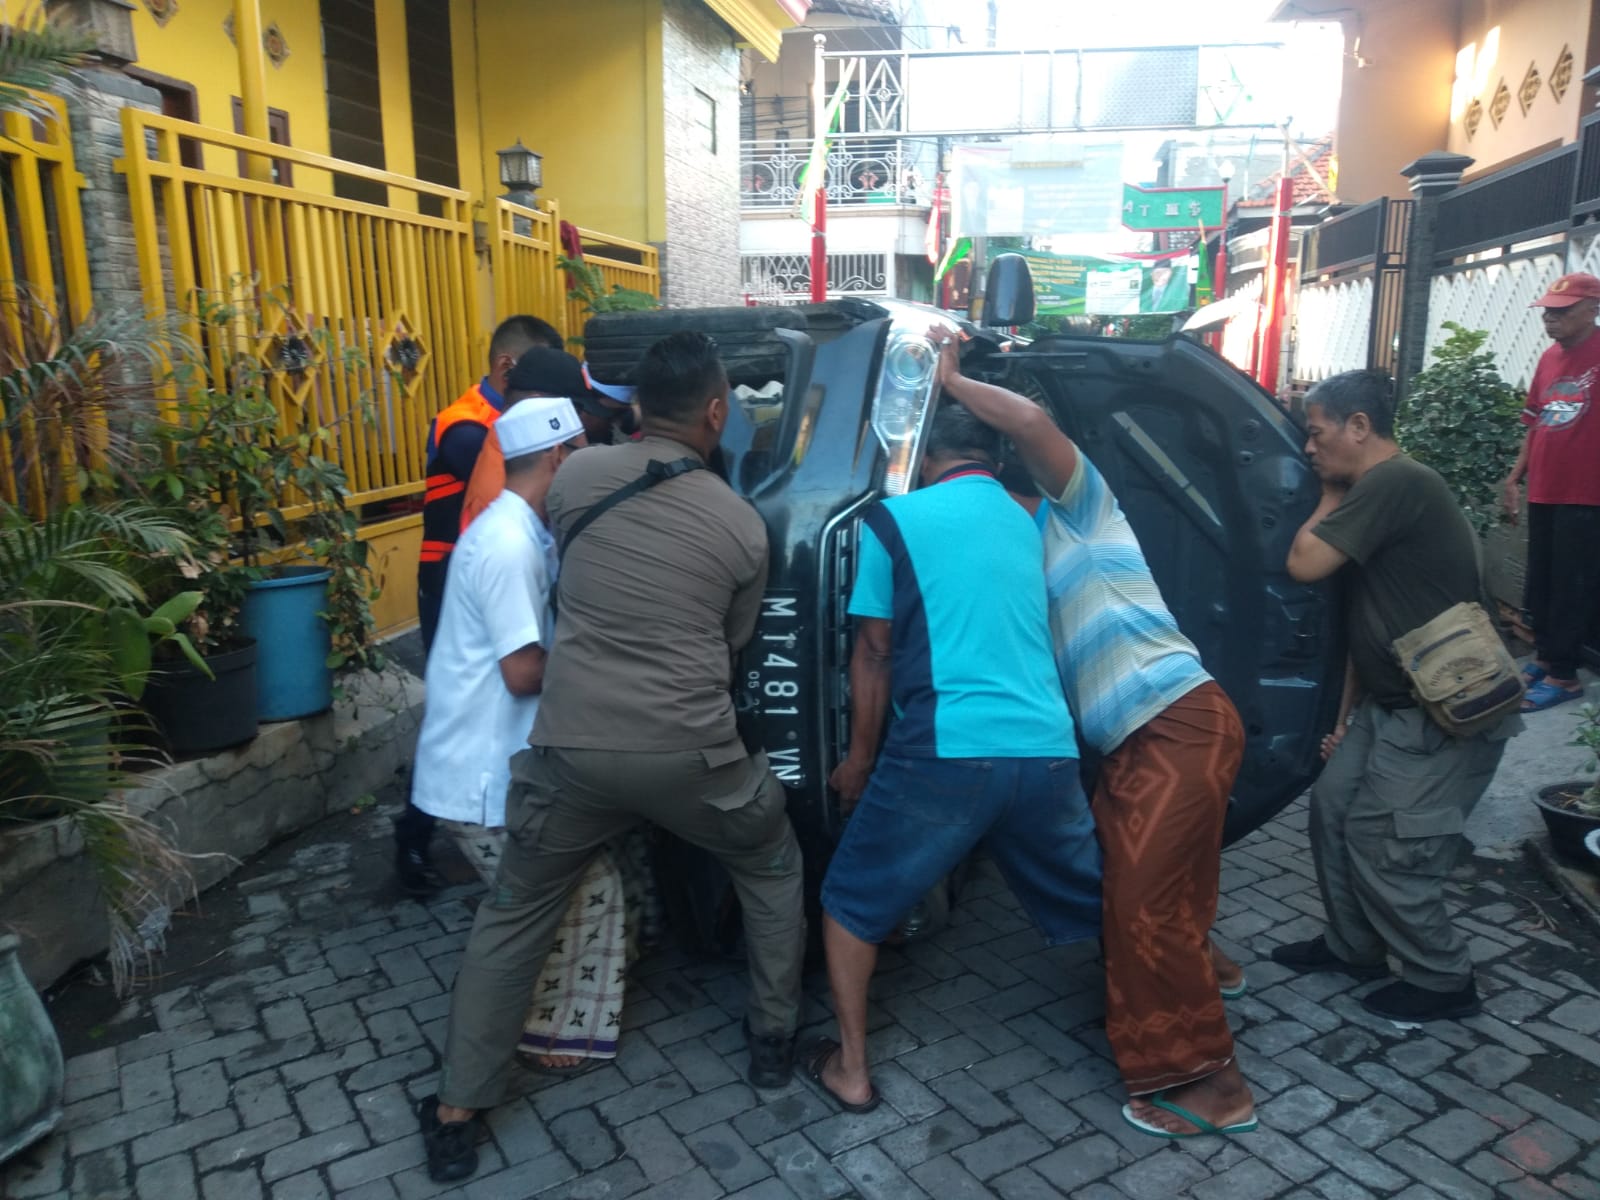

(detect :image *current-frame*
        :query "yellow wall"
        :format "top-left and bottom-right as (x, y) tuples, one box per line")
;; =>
(125, 0), (679, 327)
(1448, 0), (1593, 172)
(466, 0), (667, 246)
(126, 0), (335, 189)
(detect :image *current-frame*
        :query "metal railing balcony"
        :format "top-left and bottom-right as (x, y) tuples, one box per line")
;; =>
(740, 137), (939, 211)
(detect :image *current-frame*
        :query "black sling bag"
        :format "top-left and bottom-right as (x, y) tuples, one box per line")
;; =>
(557, 456), (705, 558)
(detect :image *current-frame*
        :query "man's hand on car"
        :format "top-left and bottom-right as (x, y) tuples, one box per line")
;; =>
(829, 755), (874, 814)
(929, 324), (963, 389)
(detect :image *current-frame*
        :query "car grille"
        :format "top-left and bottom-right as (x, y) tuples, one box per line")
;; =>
(817, 503), (870, 827)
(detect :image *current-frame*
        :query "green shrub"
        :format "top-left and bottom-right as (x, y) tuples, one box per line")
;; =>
(1398, 322), (1524, 534)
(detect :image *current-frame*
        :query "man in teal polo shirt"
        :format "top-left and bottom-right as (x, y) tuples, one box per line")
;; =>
(804, 402), (1102, 1113)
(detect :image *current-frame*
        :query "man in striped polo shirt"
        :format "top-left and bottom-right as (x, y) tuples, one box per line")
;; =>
(934, 332), (1257, 1141)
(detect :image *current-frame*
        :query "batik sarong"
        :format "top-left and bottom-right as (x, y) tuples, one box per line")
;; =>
(1095, 681), (1244, 1094)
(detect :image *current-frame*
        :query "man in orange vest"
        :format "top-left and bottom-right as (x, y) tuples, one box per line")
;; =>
(417, 315), (563, 655)
(459, 362), (636, 533)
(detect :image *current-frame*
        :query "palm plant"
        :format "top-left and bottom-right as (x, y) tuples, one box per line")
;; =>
(0, 4), (95, 120)
(0, 501), (204, 993)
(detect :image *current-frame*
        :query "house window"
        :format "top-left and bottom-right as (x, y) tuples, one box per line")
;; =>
(125, 69), (203, 169)
(230, 98), (294, 186)
(320, 0), (387, 205)
(405, 0), (458, 217)
(694, 89), (717, 154)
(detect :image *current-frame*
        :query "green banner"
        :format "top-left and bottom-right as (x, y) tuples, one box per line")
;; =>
(1022, 250), (1192, 315)
(1121, 184), (1224, 231)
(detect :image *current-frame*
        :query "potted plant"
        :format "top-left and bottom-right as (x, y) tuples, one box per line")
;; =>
(1533, 704), (1600, 865)
(144, 287), (383, 722)
(1, 501), (201, 989)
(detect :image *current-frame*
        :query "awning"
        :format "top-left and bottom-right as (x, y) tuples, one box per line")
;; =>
(1182, 291), (1261, 333)
(705, 0), (810, 61)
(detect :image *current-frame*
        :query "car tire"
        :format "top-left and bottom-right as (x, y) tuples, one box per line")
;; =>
(584, 307), (808, 385)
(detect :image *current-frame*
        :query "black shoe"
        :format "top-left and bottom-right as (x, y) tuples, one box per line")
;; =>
(1361, 979), (1481, 1024)
(416, 1095), (478, 1182)
(1269, 935), (1388, 980)
(395, 845), (443, 897)
(744, 1017), (795, 1089)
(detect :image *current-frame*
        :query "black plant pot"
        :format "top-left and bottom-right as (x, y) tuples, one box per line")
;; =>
(141, 640), (260, 756)
(1534, 781), (1600, 867)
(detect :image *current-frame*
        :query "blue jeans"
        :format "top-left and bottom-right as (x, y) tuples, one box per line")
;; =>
(821, 754), (1103, 945)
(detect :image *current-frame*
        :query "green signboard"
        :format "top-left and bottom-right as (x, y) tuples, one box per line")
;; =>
(1121, 184), (1224, 232)
(1023, 250), (1192, 315)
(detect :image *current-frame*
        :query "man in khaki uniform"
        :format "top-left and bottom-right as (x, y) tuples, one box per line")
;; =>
(417, 332), (806, 1184)
(1273, 370), (1516, 1025)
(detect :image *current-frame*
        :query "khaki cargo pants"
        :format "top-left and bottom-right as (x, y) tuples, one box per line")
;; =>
(1309, 700), (1513, 992)
(438, 743), (806, 1111)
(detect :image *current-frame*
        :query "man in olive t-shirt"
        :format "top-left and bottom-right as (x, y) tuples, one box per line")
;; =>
(1270, 370), (1518, 1025)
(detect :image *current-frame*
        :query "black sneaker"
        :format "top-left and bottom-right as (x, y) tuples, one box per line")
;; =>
(744, 1018), (795, 1089)
(395, 846), (443, 897)
(1269, 935), (1388, 980)
(416, 1095), (478, 1182)
(1361, 979), (1481, 1024)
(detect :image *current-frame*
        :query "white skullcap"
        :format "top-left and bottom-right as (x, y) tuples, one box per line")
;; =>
(497, 396), (583, 459)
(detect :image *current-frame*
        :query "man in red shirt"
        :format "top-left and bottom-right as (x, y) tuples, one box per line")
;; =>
(1503, 272), (1600, 711)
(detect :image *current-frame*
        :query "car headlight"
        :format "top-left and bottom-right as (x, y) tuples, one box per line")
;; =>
(871, 316), (954, 496)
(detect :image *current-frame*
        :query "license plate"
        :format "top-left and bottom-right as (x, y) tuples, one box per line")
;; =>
(743, 591), (807, 788)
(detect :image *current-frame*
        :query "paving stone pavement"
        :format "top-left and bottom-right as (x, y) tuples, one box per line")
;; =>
(6, 794), (1600, 1200)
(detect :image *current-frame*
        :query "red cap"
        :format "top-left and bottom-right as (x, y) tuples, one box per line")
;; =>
(1530, 273), (1600, 308)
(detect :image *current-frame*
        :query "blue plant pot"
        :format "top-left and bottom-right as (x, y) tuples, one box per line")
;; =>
(241, 566), (333, 721)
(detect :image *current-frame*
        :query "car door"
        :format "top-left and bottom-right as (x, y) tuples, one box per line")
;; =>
(975, 333), (1344, 843)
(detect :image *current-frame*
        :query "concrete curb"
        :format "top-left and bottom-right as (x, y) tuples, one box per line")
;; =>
(0, 667), (423, 988)
(1524, 834), (1600, 938)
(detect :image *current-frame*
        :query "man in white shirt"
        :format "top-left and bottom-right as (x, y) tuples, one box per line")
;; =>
(408, 397), (585, 829)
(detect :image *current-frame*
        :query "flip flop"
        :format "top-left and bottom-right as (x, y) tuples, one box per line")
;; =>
(799, 1036), (882, 1114)
(1521, 680), (1584, 713)
(1521, 663), (1547, 686)
(1121, 1090), (1258, 1139)
(1219, 976), (1248, 1000)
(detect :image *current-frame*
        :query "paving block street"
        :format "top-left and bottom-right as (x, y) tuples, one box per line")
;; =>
(5, 786), (1600, 1200)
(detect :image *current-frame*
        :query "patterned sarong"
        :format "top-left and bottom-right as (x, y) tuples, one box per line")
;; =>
(1095, 681), (1244, 1094)
(445, 824), (660, 1062)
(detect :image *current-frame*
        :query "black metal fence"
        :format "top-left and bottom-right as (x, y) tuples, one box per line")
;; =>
(1576, 110), (1600, 221)
(1302, 198), (1385, 276)
(1291, 197), (1413, 383)
(1434, 142), (1580, 260)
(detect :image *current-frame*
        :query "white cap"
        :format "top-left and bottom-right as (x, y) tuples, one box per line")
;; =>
(497, 396), (583, 459)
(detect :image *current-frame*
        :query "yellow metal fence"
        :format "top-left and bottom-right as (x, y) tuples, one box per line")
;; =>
(0, 95), (96, 516)
(492, 198), (661, 345)
(3, 104), (661, 634)
(118, 110), (480, 513)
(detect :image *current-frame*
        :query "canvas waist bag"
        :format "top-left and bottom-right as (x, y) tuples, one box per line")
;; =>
(1392, 601), (1524, 738)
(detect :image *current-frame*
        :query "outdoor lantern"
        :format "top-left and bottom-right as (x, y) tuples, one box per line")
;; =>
(497, 140), (543, 194)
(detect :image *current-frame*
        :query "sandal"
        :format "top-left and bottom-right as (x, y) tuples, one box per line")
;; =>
(1521, 663), (1547, 686)
(1521, 680), (1583, 712)
(1121, 1090), (1258, 1139)
(799, 1036), (881, 1114)
(516, 1048), (609, 1078)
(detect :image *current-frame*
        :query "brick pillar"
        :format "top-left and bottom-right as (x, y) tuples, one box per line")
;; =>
(1393, 150), (1474, 403)
(64, 68), (163, 320)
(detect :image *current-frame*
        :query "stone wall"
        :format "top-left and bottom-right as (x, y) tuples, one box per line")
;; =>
(64, 69), (163, 321)
(660, 0), (742, 308)
(0, 670), (423, 989)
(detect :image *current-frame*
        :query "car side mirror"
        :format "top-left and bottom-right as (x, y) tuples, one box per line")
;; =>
(983, 253), (1035, 327)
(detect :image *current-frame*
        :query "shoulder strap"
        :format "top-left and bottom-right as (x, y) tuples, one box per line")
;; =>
(559, 456), (704, 558)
